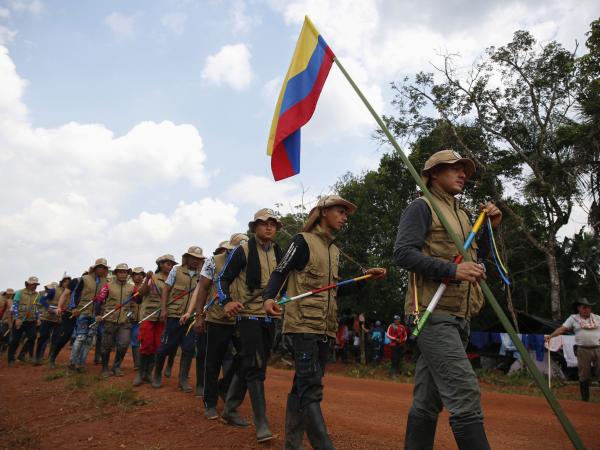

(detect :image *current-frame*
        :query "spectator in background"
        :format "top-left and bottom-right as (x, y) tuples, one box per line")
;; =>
(370, 321), (385, 363)
(387, 315), (408, 378)
(545, 297), (600, 402)
(335, 321), (349, 363)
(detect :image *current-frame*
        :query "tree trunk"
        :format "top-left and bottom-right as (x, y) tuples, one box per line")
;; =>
(546, 249), (562, 320)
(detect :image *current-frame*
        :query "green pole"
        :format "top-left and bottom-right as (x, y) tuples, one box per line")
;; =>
(332, 56), (585, 450)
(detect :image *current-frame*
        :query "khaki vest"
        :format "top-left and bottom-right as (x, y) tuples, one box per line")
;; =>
(16, 289), (39, 322)
(283, 226), (341, 337)
(206, 253), (234, 325)
(0, 296), (7, 323)
(404, 189), (484, 320)
(230, 240), (278, 318)
(167, 265), (198, 318)
(141, 272), (167, 321)
(41, 287), (64, 323)
(102, 279), (135, 324)
(79, 274), (109, 316)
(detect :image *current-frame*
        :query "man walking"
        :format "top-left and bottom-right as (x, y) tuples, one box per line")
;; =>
(8, 277), (41, 366)
(386, 315), (407, 378)
(394, 150), (502, 449)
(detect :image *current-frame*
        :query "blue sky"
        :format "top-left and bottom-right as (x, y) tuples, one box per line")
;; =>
(0, 0), (597, 288)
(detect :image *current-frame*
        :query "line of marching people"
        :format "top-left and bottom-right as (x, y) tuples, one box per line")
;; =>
(0, 202), (386, 449)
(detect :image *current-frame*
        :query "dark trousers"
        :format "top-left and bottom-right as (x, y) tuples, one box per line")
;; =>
(391, 344), (404, 374)
(203, 322), (238, 408)
(289, 333), (332, 408)
(8, 321), (37, 362)
(50, 315), (76, 359)
(196, 330), (207, 387)
(156, 317), (196, 358)
(35, 320), (60, 360)
(236, 317), (274, 383)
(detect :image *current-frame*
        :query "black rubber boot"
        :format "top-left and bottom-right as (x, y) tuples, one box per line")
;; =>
(247, 380), (273, 443)
(143, 355), (154, 383)
(112, 348), (127, 377)
(451, 422), (491, 450)
(284, 393), (306, 450)
(94, 338), (102, 364)
(404, 412), (437, 450)
(152, 353), (166, 388)
(48, 352), (57, 369)
(303, 402), (333, 450)
(164, 352), (175, 378)
(178, 355), (193, 392)
(221, 374), (250, 427)
(132, 346), (140, 371)
(133, 355), (144, 386)
(101, 352), (111, 379)
(580, 381), (590, 402)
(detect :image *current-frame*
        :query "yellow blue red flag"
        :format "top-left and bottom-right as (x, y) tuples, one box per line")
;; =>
(267, 16), (335, 181)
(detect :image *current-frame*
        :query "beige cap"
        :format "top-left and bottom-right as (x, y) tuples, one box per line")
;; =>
(222, 233), (250, 250)
(303, 195), (357, 232)
(44, 281), (59, 290)
(156, 254), (179, 265)
(421, 149), (475, 185)
(248, 208), (282, 231)
(183, 246), (205, 259)
(132, 266), (145, 275)
(3, 288), (15, 296)
(92, 258), (110, 269)
(114, 263), (131, 272)
(26, 276), (40, 285)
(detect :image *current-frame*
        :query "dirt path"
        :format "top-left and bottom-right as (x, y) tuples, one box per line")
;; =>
(1, 354), (598, 449)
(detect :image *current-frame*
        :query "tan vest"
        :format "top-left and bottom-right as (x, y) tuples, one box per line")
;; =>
(167, 265), (198, 318)
(16, 289), (39, 322)
(206, 253), (235, 325)
(79, 274), (109, 316)
(101, 279), (135, 324)
(141, 272), (167, 321)
(230, 240), (278, 318)
(404, 188), (484, 320)
(0, 295), (10, 324)
(283, 226), (341, 337)
(41, 287), (64, 323)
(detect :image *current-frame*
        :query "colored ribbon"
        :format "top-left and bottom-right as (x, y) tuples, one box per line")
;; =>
(89, 289), (141, 328)
(412, 210), (487, 337)
(139, 286), (196, 323)
(486, 217), (510, 285)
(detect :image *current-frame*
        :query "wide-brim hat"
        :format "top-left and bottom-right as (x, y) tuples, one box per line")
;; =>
(113, 263), (131, 273)
(572, 297), (595, 311)
(421, 149), (476, 185)
(26, 276), (40, 286)
(3, 288), (15, 296)
(248, 208), (282, 231)
(156, 254), (178, 265)
(131, 266), (145, 275)
(44, 281), (59, 290)
(60, 274), (72, 282)
(222, 233), (249, 250)
(92, 258), (110, 269)
(183, 246), (205, 260)
(303, 195), (357, 232)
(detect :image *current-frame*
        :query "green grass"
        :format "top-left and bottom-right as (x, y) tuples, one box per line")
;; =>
(90, 384), (147, 408)
(45, 369), (67, 381)
(65, 373), (94, 390)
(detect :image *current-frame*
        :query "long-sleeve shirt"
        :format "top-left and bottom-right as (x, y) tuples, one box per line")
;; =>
(262, 234), (360, 301)
(393, 198), (489, 279)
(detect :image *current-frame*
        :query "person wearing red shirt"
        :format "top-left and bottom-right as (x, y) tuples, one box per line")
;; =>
(386, 315), (407, 378)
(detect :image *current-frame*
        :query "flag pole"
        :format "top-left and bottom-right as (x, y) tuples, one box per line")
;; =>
(332, 56), (584, 450)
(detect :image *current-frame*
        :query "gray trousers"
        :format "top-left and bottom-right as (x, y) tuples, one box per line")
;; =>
(410, 314), (483, 428)
(101, 322), (131, 354)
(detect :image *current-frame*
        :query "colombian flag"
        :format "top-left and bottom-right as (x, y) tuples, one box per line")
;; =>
(267, 16), (335, 181)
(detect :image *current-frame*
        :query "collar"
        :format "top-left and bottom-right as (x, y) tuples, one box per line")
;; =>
(311, 224), (336, 245)
(429, 186), (457, 207)
(255, 237), (273, 252)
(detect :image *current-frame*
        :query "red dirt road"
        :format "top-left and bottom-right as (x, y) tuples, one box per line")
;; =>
(1, 355), (598, 449)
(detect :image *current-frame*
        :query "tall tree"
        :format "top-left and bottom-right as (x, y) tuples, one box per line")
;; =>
(384, 28), (590, 319)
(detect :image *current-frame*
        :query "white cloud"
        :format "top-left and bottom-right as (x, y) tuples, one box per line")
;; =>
(0, 44), (224, 288)
(8, 0), (43, 15)
(225, 174), (308, 212)
(161, 12), (187, 36)
(201, 43), (254, 90)
(231, 0), (261, 35)
(0, 26), (16, 45)
(104, 12), (135, 38)
(0, 7), (11, 18)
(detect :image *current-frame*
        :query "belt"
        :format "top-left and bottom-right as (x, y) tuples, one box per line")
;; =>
(236, 315), (272, 323)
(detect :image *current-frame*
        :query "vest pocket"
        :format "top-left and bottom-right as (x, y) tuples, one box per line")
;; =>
(299, 297), (326, 330)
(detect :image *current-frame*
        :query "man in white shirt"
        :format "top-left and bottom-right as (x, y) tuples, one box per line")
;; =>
(545, 298), (600, 401)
